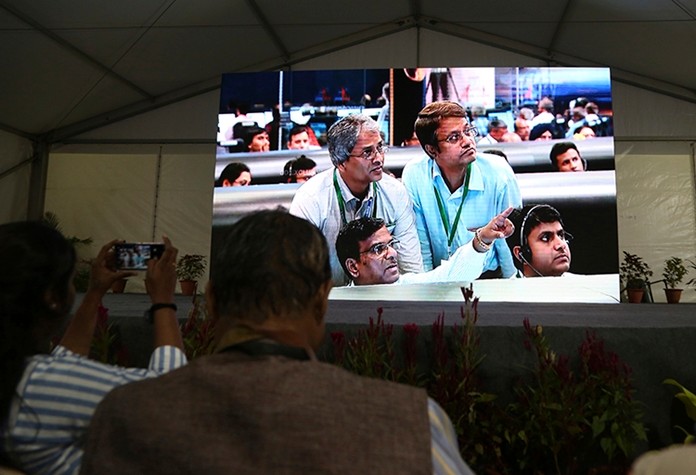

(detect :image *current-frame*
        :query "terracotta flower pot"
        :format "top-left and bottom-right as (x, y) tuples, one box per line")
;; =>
(627, 288), (644, 303)
(110, 278), (127, 293)
(664, 288), (683, 304)
(179, 280), (198, 296)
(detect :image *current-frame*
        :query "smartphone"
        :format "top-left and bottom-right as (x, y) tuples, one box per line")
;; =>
(114, 242), (165, 270)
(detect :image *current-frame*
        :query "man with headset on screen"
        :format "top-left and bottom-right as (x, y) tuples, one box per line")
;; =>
(549, 142), (587, 172)
(509, 204), (573, 277)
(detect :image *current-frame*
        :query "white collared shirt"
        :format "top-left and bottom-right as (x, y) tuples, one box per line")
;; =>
(290, 168), (423, 286)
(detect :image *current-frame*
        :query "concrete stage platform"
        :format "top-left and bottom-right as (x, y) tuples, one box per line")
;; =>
(86, 282), (696, 453)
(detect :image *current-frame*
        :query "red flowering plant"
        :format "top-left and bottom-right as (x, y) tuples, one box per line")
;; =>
(400, 322), (421, 387)
(428, 285), (506, 472)
(326, 308), (424, 386)
(89, 304), (129, 365)
(506, 319), (646, 474)
(323, 288), (646, 474)
(342, 307), (399, 381)
(180, 293), (216, 359)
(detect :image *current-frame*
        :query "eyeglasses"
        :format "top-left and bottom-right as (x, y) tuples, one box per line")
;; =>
(360, 238), (400, 258)
(350, 142), (388, 161)
(437, 127), (479, 144)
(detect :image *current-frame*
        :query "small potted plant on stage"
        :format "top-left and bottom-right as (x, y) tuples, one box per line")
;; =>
(620, 251), (653, 303)
(110, 278), (128, 293)
(662, 256), (687, 304)
(176, 254), (207, 296)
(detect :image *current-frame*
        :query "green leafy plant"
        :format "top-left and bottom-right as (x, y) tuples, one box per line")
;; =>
(620, 251), (653, 290)
(662, 257), (688, 289)
(663, 379), (696, 444)
(428, 286), (505, 472)
(507, 320), (646, 474)
(338, 307), (400, 381)
(686, 259), (696, 288)
(176, 254), (207, 281)
(90, 304), (129, 365)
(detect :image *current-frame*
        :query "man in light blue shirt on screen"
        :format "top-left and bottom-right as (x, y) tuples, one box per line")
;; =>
(402, 101), (522, 278)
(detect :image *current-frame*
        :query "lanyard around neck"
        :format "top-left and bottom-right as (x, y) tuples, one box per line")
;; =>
(333, 168), (378, 226)
(432, 161), (472, 248)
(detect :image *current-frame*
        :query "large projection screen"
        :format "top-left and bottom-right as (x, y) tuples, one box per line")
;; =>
(212, 67), (618, 303)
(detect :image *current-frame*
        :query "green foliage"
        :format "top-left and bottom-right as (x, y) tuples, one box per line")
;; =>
(326, 287), (646, 474)
(89, 305), (129, 365)
(662, 257), (688, 289)
(507, 321), (646, 474)
(176, 254), (207, 281)
(42, 211), (93, 247)
(88, 288), (647, 474)
(686, 259), (696, 288)
(620, 251), (653, 290)
(663, 379), (696, 444)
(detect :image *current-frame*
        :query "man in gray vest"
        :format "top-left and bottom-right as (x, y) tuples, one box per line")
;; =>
(80, 210), (474, 475)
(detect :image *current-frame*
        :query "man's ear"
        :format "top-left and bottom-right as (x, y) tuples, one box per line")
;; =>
(43, 289), (61, 313)
(424, 144), (437, 159)
(345, 258), (360, 279)
(512, 246), (523, 263)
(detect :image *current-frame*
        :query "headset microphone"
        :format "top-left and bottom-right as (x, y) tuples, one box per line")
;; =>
(518, 252), (544, 277)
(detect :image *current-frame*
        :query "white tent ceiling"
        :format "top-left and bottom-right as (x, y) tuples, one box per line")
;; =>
(1, 0), (695, 144)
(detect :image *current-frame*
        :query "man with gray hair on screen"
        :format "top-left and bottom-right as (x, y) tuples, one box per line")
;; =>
(290, 114), (423, 286)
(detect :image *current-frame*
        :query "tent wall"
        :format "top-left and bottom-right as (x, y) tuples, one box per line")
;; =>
(45, 144), (215, 292)
(0, 130), (34, 223)
(40, 33), (696, 300)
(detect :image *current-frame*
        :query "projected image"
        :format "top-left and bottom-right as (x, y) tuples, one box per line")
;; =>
(212, 67), (618, 302)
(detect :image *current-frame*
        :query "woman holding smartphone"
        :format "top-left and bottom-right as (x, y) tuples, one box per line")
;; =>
(0, 221), (187, 474)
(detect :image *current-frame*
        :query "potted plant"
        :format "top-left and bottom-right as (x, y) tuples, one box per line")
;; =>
(176, 254), (207, 296)
(619, 251), (653, 303)
(110, 278), (128, 293)
(662, 257), (687, 304)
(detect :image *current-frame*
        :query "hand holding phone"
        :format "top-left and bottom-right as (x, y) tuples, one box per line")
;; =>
(114, 242), (165, 270)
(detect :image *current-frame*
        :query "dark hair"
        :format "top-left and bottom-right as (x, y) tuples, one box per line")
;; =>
(283, 155), (317, 183)
(216, 162), (251, 187)
(288, 124), (308, 140)
(528, 123), (556, 141)
(549, 142), (580, 171)
(483, 149), (509, 162)
(414, 101), (467, 155)
(508, 205), (565, 269)
(335, 217), (385, 277)
(210, 210), (331, 322)
(227, 100), (250, 116)
(0, 221), (76, 429)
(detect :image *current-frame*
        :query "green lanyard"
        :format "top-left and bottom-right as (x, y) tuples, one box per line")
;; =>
(333, 168), (378, 226)
(432, 162), (472, 248)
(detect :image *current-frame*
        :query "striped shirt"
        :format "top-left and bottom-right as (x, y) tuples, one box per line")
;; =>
(429, 398), (476, 475)
(1, 345), (187, 475)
